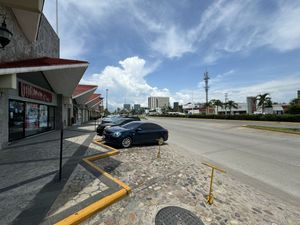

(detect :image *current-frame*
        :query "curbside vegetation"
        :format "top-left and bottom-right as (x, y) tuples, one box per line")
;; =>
(149, 114), (300, 122)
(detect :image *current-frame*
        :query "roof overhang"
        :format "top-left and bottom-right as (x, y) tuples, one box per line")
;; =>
(73, 87), (97, 105)
(0, 58), (89, 97)
(0, 0), (44, 12)
(90, 99), (102, 109)
(0, 0), (45, 42)
(86, 98), (103, 108)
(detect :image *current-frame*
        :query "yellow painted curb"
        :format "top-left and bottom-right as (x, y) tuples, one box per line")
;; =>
(54, 138), (131, 225)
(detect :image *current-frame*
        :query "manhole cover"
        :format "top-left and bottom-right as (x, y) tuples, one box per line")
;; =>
(155, 206), (204, 225)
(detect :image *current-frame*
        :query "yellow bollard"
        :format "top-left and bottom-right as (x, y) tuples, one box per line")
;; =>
(156, 138), (163, 159)
(202, 162), (225, 205)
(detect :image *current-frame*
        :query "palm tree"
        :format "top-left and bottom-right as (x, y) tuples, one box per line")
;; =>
(256, 93), (272, 114)
(225, 100), (238, 115)
(209, 99), (223, 115)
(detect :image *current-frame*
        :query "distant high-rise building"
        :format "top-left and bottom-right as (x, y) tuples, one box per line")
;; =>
(123, 104), (131, 111)
(247, 96), (257, 114)
(148, 97), (170, 109)
(173, 102), (179, 111)
(298, 90), (300, 99)
(134, 104), (141, 111)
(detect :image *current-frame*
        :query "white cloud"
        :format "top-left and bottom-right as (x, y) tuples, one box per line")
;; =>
(82, 56), (169, 109)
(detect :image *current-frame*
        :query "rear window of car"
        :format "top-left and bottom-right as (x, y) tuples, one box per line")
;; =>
(122, 122), (141, 129)
(140, 123), (163, 130)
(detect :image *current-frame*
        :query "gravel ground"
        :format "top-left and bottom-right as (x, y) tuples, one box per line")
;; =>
(82, 142), (300, 225)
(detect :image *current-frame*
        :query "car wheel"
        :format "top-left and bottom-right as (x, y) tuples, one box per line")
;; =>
(121, 137), (132, 148)
(158, 137), (164, 145)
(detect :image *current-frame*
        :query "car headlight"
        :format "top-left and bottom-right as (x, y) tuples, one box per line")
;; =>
(106, 126), (111, 128)
(112, 132), (121, 137)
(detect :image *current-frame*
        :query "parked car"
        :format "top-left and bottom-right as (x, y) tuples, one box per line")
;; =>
(97, 117), (140, 135)
(103, 121), (168, 148)
(101, 115), (121, 124)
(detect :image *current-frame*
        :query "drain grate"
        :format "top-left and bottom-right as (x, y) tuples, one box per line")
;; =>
(155, 206), (204, 225)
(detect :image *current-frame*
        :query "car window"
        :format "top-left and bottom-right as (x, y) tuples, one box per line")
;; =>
(122, 122), (141, 129)
(140, 123), (162, 130)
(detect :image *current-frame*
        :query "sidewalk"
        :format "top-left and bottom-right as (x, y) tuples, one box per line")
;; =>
(0, 122), (107, 225)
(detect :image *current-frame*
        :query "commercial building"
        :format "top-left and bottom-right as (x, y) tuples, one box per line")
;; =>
(148, 97), (170, 110)
(247, 96), (257, 115)
(0, 2), (91, 149)
(123, 104), (131, 111)
(173, 102), (179, 111)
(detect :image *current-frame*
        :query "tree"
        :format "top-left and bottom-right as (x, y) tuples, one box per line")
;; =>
(209, 99), (223, 115)
(287, 98), (300, 114)
(256, 93), (272, 113)
(225, 100), (238, 115)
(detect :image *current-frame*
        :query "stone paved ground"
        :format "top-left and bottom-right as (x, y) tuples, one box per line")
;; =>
(0, 123), (102, 225)
(83, 143), (300, 225)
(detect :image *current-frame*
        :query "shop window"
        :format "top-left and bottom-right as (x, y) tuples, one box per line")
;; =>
(9, 100), (25, 141)
(48, 106), (55, 130)
(25, 103), (39, 136)
(39, 105), (48, 132)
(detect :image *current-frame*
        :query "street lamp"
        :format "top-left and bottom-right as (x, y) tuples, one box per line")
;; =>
(0, 16), (13, 49)
(106, 89), (109, 113)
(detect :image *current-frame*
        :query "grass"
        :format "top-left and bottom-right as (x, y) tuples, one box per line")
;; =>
(244, 125), (300, 135)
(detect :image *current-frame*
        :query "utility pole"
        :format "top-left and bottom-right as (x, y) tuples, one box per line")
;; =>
(204, 71), (210, 114)
(105, 89), (109, 114)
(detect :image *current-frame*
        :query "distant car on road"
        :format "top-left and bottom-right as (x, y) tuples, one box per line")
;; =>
(97, 117), (140, 135)
(103, 121), (168, 148)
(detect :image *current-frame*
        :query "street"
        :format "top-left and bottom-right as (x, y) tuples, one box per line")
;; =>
(148, 117), (300, 206)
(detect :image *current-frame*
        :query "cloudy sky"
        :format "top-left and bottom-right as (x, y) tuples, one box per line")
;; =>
(44, 0), (300, 110)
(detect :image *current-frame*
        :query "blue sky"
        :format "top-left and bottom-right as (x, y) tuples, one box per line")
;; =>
(44, 0), (300, 109)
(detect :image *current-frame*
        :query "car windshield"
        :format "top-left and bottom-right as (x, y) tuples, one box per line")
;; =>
(121, 122), (141, 129)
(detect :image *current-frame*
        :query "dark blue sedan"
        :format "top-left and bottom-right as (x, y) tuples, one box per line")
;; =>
(103, 121), (168, 148)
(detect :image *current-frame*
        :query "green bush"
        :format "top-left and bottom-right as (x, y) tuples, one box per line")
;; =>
(149, 113), (300, 122)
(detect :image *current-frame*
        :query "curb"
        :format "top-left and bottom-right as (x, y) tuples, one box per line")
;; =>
(54, 139), (131, 225)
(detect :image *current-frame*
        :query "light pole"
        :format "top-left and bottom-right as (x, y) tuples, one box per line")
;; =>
(204, 71), (210, 114)
(106, 89), (109, 114)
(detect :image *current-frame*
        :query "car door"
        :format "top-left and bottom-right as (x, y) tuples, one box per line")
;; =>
(134, 123), (160, 144)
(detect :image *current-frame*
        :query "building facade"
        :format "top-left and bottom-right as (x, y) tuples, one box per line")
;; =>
(148, 97), (170, 110)
(0, 2), (89, 150)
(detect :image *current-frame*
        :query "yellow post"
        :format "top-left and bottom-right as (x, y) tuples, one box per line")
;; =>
(202, 162), (225, 205)
(157, 140), (161, 159)
(207, 168), (214, 204)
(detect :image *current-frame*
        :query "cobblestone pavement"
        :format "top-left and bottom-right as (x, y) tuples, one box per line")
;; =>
(83, 143), (300, 225)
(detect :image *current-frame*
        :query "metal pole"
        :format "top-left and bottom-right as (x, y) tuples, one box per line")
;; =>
(106, 89), (109, 114)
(59, 124), (63, 181)
(208, 168), (214, 204)
(56, 0), (59, 35)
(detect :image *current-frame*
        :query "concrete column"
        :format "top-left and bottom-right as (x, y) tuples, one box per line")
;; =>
(55, 94), (63, 129)
(0, 89), (9, 150)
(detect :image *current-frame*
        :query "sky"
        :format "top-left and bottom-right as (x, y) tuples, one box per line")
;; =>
(44, 0), (300, 110)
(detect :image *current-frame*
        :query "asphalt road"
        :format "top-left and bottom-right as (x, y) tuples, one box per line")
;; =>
(148, 117), (300, 206)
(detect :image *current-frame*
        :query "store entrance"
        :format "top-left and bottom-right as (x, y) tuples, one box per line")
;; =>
(9, 100), (25, 141)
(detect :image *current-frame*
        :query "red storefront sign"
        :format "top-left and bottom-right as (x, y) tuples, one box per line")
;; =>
(19, 82), (52, 103)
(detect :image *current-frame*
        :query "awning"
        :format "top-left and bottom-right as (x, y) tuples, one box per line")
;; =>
(0, 0), (45, 42)
(85, 94), (102, 108)
(0, 57), (89, 97)
(72, 84), (98, 105)
(90, 98), (102, 109)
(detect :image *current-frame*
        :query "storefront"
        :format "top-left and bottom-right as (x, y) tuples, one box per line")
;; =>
(0, 57), (89, 150)
(8, 80), (56, 141)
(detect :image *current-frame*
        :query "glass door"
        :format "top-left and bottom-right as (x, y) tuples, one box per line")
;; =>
(9, 100), (25, 141)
